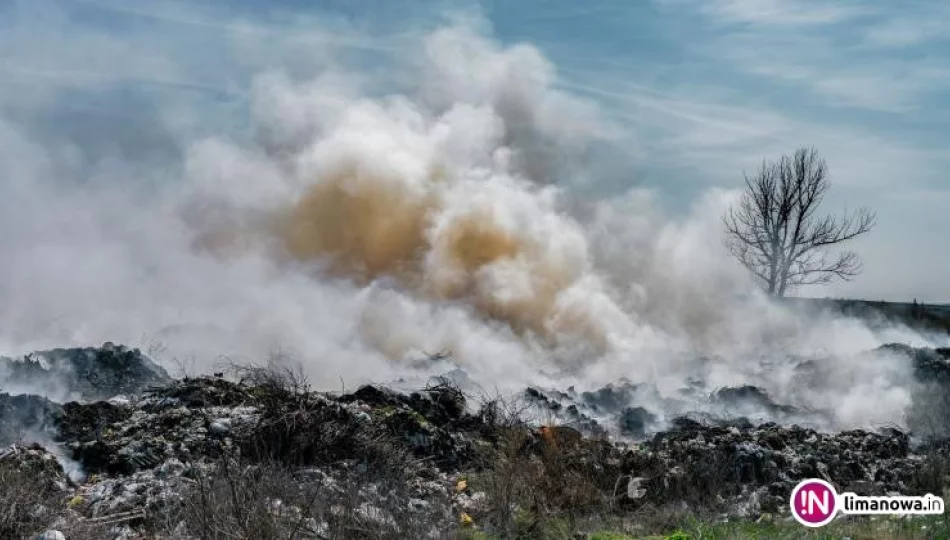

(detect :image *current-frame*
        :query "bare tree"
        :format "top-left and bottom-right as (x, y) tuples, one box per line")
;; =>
(723, 147), (875, 297)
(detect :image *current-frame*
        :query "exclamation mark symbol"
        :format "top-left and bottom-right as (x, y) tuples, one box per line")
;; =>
(801, 490), (808, 515)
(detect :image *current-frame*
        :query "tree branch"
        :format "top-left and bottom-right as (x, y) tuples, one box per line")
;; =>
(722, 146), (875, 297)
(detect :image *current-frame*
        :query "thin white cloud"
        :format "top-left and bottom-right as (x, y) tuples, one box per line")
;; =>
(862, 3), (950, 48)
(75, 0), (409, 52)
(733, 53), (950, 113)
(660, 0), (863, 26)
(662, 0), (950, 113)
(557, 68), (933, 184)
(0, 63), (244, 98)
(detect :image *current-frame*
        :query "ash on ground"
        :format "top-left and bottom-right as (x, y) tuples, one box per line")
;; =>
(1, 343), (950, 539)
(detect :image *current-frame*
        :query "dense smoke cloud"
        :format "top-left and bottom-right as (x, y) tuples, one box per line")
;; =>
(0, 19), (944, 434)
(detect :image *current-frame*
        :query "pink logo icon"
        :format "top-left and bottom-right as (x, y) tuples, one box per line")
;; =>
(790, 479), (838, 527)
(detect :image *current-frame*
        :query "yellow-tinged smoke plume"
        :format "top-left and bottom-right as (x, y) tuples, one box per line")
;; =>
(276, 156), (604, 352)
(0, 18), (934, 434)
(280, 165), (435, 283)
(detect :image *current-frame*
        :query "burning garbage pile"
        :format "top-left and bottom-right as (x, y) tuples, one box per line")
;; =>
(0, 343), (950, 538)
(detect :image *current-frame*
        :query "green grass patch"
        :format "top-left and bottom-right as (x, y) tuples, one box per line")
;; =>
(663, 514), (950, 540)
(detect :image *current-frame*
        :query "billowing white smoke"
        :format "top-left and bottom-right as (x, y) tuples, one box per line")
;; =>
(0, 22), (940, 432)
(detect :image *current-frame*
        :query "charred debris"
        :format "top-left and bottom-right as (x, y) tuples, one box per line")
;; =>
(1, 343), (950, 538)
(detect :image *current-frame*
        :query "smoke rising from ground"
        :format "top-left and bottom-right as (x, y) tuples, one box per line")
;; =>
(0, 21), (944, 433)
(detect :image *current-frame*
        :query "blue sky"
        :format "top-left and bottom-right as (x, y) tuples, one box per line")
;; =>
(1, 0), (948, 302)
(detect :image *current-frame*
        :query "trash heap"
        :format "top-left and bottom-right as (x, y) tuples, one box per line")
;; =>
(0, 343), (948, 538)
